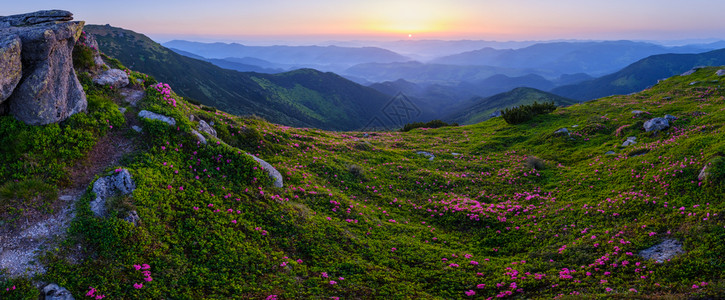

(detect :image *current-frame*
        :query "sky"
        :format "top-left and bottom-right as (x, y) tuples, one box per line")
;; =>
(5, 0), (725, 44)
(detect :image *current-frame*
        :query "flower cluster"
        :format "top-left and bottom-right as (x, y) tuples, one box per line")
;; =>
(154, 82), (177, 107)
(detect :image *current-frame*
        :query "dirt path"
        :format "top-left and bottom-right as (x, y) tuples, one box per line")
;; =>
(0, 110), (138, 278)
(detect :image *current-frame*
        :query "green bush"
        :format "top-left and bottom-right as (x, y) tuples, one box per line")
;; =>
(501, 101), (557, 124)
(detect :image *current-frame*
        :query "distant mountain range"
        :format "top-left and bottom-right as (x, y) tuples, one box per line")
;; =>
(163, 40), (410, 73)
(552, 48), (725, 100)
(86, 25), (394, 131)
(431, 40), (720, 76)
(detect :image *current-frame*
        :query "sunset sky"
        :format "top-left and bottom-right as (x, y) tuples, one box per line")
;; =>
(5, 0), (725, 43)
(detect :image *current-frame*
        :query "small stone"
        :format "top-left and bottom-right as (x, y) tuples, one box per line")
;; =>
(605, 151), (616, 155)
(131, 125), (142, 132)
(689, 81), (700, 86)
(191, 129), (206, 145)
(554, 128), (569, 136)
(639, 239), (685, 263)
(119, 88), (145, 106)
(247, 154), (283, 188)
(416, 151), (435, 161)
(717, 69), (725, 76)
(59, 195), (73, 201)
(123, 210), (140, 226)
(91, 169), (136, 217)
(119, 107), (127, 114)
(43, 283), (74, 300)
(139, 110), (176, 126)
(664, 114), (677, 122)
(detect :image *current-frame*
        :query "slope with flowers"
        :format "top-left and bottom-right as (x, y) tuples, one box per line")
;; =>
(1, 56), (725, 299)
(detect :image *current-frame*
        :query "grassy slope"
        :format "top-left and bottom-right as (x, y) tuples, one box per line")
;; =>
(2, 58), (725, 299)
(447, 87), (578, 125)
(84, 25), (391, 131)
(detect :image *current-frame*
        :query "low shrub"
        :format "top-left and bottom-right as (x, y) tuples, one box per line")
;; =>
(501, 102), (557, 124)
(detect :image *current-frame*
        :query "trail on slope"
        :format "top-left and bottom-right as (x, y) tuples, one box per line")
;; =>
(0, 110), (138, 278)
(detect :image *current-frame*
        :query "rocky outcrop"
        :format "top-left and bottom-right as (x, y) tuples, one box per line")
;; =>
(0, 35), (22, 103)
(91, 169), (136, 217)
(93, 69), (129, 89)
(0, 10), (73, 27)
(0, 10), (87, 125)
(191, 130), (207, 145)
(43, 283), (74, 300)
(139, 110), (176, 126)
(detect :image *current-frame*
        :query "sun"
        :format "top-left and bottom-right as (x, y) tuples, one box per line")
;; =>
(361, 1), (457, 36)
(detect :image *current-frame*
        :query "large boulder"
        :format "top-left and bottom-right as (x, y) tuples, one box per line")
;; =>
(91, 169), (136, 217)
(643, 118), (669, 132)
(2, 18), (87, 125)
(0, 34), (22, 103)
(93, 68), (129, 89)
(43, 283), (74, 300)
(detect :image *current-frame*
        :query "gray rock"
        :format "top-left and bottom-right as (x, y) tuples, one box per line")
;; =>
(717, 69), (725, 76)
(5, 21), (87, 125)
(489, 110), (502, 118)
(91, 169), (136, 217)
(119, 88), (145, 106)
(197, 119), (217, 137)
(631, 110), (646, 115)
(689, 81), (700, 86)
(643, 118), (669, 132)
(571, 124), (578, 128)
(131, 125), (142, 132)
(189, 114), (196, 122)
(0, 10), (73, 27)
(416, 151), (435, 161)
(191, 129), (206, 145)
(554, 128), (569, 136)
(138, 110), (176, 126)
(362, 133), (369, 138)
(680, 69), (696, 76)
(123, 210), (140, 226)
(605, 151), (616, 155)
(0, 34), (22, 103)
(43, 283), (74, 300)
(664, 114), (677, 122)
(119, 107), (126, 114)
(248, 154), (283, 188)
(59, 195), (73, 201)
(93, 68), (129, 89)
(451, 152), (462, 156)
(622, 136), (637, 147)
(639, 239), (685, 263)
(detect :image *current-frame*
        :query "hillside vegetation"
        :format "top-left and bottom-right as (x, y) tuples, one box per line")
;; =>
(85, 25), (391, 131)
(2, 55), (725, 299)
